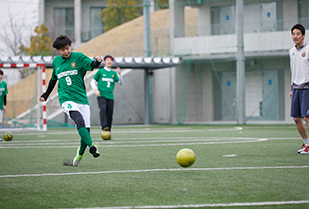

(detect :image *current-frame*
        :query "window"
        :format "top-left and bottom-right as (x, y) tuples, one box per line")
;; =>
(90, 7), (105, 39)
(54, 8), (75, 41)
(211, 5), (235, 35)
(299, 0), (309, 29)
(211, 1), (283, 35)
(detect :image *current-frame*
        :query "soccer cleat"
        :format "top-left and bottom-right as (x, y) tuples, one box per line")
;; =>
(89, 144), (100, 158)
(299, 145), (309, 154)
(103, 127), (109, 132)
(298, 144), (306, 153)
(0, 137), (2, 142)
(72, 148), (84, 166)
(73, 154), (84, 166)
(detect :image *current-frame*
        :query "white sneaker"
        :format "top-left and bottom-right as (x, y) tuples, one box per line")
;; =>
(72, 148), (84, 166)
(299, 145), (309, 154)
(298, 144), (306, 153)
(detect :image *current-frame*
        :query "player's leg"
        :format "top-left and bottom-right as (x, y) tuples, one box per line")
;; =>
(97, 97), (108, 130)
(69, 111), (93, 146)
(77, 128), (90, 156)
(62, 102), (99, 166)
(0, 109), (3, 141)
(78, 104), (100, 158)
(66, 110), (89, 166)
(291, 89), (308, 153)
(293, 117), (308, 138)
(298, 90), (309, 154)
(106, 99), (114, 131)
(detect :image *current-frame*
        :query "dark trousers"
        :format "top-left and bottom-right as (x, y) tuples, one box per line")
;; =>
(97, 97), (114, 131)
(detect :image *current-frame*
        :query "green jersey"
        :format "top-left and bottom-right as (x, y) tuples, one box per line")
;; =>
(0, 81), (8, 110)
(51, 52), (93, 105)
(93, 68), (119, 100)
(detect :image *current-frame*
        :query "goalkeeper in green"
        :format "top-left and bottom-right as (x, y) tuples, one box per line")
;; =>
(39, 34), (102, 166)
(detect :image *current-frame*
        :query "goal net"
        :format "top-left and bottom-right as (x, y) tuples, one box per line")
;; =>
(0, 63), (46, 131)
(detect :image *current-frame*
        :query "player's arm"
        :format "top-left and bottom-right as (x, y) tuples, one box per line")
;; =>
(115, 67), (123, 85)
(91, 56), (102, 69)
(90, 78), (100, 97)
(39, 79), (57, 101)
(290, 83), (293, 99)
(118, 76), (123, 85)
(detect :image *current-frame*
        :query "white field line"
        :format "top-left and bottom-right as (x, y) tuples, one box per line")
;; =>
(1, 165), (308, 179)
(9, 127), (244, 136)
(0, 137), (301, 144)
(59, 200), (309, 209)
(0, 137), (267, 144)
(0, 138), (268, 148)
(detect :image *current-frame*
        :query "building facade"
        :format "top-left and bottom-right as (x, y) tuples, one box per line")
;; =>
(155, 0), (309, 123)
(39, 0), (106, 48)
(36, 0), (309, 125)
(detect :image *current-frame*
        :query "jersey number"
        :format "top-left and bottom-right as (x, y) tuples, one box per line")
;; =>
(107, 81), (111, 88)
(66, 76), (72, 86)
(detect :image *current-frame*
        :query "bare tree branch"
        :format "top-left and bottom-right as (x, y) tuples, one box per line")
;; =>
(0, 9), (31, 56)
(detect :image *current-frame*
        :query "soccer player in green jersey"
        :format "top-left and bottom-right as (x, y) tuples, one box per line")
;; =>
(0, 70), (8, 141)
(39, 34), (102, 166)
(90, 55), (123, 135)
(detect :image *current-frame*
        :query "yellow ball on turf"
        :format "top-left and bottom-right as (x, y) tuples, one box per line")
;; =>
(101, 131), (111, 140)
(3, 132), (13, 141)
(176, 148), (195, 167)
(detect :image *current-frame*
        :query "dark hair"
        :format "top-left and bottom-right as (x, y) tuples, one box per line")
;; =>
(104, 55), (114, 61)
(52, 34), (72, 50)
(291, 24), (305, 35)
(0, 70), (3, 75)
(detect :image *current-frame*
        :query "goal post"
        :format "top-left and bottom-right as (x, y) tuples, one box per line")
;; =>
(0, 63), (47, 131)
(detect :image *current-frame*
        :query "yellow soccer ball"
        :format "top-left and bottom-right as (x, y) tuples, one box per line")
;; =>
(101, 131), (111, 140)
(176, 148), (195, 167)
(3, 132), (13, 141)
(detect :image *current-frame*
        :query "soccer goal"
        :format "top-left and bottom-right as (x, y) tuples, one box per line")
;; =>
(0, 63), (47, 131)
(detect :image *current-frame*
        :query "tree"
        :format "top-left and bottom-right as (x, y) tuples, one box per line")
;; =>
(20, 24), (52, 56)
(100, 0), (143, 32)
(0, 11), (30, 56)
(157, 0), (169, 9)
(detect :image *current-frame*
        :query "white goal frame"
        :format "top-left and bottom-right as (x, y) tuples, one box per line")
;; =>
(0, 63), (47, 131)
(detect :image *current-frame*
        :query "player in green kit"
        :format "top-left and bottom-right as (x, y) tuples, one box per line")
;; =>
(90, 55), (123, 136)
(39, 34), (102, 166)
(0, 70), (8, 141)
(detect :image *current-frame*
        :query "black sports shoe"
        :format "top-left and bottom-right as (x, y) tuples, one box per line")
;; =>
(89, 144), (100, 158)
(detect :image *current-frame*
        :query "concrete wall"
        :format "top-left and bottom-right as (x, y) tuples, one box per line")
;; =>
(153, 68), (172, 123)
(166, 0), (302, 123)
(173, 30), (306, 55)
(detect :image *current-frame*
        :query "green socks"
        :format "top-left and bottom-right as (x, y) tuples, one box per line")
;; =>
(78, 127), (93, 148)
(79, 139), (87, 156)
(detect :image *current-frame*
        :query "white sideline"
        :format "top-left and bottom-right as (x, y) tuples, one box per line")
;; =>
(0, 138), (268, 149)
(0, 165), (308, 178)
(59, 200), (309, 209)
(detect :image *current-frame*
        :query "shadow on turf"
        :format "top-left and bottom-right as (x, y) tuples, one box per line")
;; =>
(63, 159), (73, 166)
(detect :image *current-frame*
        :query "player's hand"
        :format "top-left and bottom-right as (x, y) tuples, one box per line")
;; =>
(289, 92), (292, 99)
(3, 105), (6, 112)
(39, 93), (48, 102)
(94, 56), (102, 63)
(39, 97), (46, 102)
(115, 67), (121, 75)
(95, 89), (100, 97)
